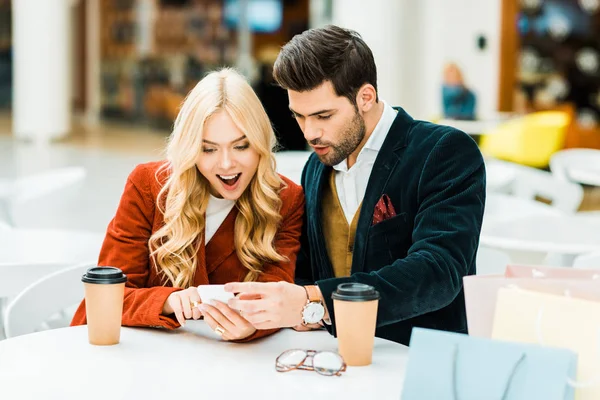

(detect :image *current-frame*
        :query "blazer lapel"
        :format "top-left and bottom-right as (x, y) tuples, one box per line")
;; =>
(307, 160), (336, 280)
(351, 108), (411, 273)
(201, 208), (237, 279)
(193, 236), (210, 286)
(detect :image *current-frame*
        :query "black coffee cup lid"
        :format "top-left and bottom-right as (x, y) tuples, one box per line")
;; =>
(82, 267), (127, 284)
(331, 283), (380, 302)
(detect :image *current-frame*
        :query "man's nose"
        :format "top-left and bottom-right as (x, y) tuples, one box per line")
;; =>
(303, 120), (322, 142)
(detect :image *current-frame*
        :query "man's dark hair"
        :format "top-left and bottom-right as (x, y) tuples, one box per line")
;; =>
(273, 25), (378, 106)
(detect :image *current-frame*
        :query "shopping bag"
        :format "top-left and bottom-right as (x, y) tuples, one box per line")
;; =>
(492, 287), (600, 400)
(401, 327), (577, 400)
(464, 265), (600, 338)
(504, 265), (600, 279)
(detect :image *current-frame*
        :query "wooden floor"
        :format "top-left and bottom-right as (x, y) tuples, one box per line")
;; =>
(0, 112), (168, 158)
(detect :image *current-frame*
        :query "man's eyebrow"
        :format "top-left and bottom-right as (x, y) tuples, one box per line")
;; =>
(289, 107), (336, 118)
(202, 135), (247, 145)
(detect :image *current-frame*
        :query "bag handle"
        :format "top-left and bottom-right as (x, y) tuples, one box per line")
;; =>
(535, 307), (600, 388)
(529, 268), (600, 280)
(452, 344), (526, 400)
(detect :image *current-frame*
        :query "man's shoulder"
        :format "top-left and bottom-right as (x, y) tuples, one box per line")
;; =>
(408, 119), (470, 144)
(401, 120), (479, 158)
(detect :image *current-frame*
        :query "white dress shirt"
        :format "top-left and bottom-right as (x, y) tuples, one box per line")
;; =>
(333, 100), (397, 223)
(205, 194), (236, 243)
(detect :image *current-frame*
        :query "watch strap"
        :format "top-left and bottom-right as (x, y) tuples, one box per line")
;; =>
(304, 285), (321, 303)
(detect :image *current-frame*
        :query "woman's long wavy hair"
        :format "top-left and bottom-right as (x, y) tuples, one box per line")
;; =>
(149, 68), (286, 288)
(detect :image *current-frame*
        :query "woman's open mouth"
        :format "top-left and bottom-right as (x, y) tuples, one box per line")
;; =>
(217, 173), (241, 190)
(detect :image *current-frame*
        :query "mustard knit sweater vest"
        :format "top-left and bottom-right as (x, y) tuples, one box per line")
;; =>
(321, 170), (362, 278)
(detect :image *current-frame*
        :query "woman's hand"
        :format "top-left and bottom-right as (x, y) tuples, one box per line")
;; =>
(199, 300), (257, 341)
(162, 287), (202, 326)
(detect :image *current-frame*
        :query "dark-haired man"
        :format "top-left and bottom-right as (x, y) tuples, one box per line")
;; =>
(226, 25), (486, 345)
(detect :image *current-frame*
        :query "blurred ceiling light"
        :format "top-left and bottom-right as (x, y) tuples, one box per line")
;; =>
(577, 109), (598, 128)
(548, 15), (571, 40)
(546, 75), (570, 98)
(576, 48), (600, 75)
(592, 91), (600, 108)
(579, 0), (600, 13)
(536, 89), (557, 107)
(520, 48), (541, 72)
(521, 0), (542, 11)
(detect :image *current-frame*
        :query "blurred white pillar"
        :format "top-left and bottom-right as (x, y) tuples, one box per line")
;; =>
(331, 0), (423, 116)
(85, 0), (101, 127)
(12, 0), (71, 142)
(309, 0), (332, 29)
(236, 0), (255, 82)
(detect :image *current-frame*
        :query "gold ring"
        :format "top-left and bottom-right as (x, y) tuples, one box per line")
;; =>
(190, 300), (200, 308)
(215, 326), (225, 336)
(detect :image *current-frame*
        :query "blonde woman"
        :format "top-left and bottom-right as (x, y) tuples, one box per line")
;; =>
(71, 68), (304, 342)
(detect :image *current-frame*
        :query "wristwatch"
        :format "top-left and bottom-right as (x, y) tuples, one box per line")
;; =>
(301, 285), (325, 325)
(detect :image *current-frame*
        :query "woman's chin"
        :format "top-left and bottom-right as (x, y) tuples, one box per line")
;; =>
(214, 180), (250, 201)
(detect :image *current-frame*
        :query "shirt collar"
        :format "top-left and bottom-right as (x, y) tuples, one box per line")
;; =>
(334, 100), (397, 172)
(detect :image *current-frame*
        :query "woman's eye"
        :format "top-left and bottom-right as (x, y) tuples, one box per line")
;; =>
(202, 148), (216, 153)
(235, 144), (250, 151)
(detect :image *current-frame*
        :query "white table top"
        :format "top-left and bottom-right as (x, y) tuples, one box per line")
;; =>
(0, 321), (408, 400)
(0, 228), (103, 266)
(480, 214), (600, 255)
(483, 194), (563, 226)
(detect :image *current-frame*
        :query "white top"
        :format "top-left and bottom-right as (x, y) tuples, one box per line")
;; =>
(0, 321), (409, 400)
(205, 194), (235, 243)
(334, 101), (397, 223)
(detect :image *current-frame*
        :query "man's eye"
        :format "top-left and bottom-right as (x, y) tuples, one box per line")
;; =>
(318, 115), (331, 120)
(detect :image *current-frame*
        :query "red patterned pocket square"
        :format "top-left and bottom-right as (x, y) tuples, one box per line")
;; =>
(372, 194), (397, 226)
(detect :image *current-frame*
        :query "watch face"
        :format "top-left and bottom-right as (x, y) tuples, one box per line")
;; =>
(303, 302), (325, 324)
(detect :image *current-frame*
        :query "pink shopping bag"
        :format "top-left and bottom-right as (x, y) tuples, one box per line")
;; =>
(464, 264), (600, 338)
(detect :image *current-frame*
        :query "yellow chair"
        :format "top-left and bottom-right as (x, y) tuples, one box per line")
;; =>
(479, 111), (571, 168)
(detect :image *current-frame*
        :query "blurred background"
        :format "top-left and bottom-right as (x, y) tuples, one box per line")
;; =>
(1, 0), (600, 338)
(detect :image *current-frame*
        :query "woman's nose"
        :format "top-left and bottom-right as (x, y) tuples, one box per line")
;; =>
(218, 150), (234, 169)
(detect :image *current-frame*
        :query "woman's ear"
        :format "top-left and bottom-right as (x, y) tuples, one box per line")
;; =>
(355, 84), (377, 113)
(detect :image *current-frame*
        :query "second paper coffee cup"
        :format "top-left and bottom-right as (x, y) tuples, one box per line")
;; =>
(332, 283), (380, 366)
(82, 266), (127, 346)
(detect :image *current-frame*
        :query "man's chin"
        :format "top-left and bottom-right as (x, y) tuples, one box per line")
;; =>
(317, 154), (335, 166)
(318, 154), (345, 167)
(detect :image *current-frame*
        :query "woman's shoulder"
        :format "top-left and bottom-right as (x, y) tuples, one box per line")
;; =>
(127, 160), (171, 197)
(277, 175), (305, 217)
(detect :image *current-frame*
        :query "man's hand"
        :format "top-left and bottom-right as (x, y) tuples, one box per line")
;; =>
(224, 281), (308, 330)
(292, 322), (323, 332)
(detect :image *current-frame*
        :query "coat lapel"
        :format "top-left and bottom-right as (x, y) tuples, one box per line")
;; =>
(307, 159), (336, 280)
(193, 207), (237, 286)
(193, 236), (210, 286)
(351, 108), (412, 273)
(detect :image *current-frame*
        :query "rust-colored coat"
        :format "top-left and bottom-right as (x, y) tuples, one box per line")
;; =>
(71, 161), (304, 341)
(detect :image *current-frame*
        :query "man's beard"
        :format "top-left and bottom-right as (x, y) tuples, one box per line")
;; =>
(316, 112), (366, 167)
